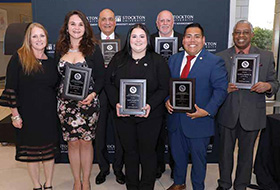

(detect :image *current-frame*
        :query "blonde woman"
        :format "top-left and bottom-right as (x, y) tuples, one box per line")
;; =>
(0, 23), (59, 190)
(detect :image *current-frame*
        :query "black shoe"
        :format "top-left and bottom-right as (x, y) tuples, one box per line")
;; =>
(114, 171), (125, 184)
(216, 186), (229, 190)
(95, 171), (110, 185)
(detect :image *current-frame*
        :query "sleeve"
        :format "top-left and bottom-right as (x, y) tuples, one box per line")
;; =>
(204, 57), (228, 117)
(89, 45), (105, 94)
(147, 54), (171, 111)
(265, 51), (279, 97)
(104, 53), (120, 108)
(0, 53), (21, 108)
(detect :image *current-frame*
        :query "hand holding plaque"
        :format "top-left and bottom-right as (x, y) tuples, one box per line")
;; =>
(170, 78), (195, 112)
(230, 54), (260, 89)
(62, 64), (92, 101)
(119, 79), (146, 115)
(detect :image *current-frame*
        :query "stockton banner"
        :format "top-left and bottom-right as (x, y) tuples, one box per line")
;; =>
(32, 0), (230, 163)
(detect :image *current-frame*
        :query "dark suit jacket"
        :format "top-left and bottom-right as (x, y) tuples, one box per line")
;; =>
(167, 49), (228, 138)
(150, 31), (184, 52)
(55, 45), (105, 95)
(217, 46), (279, 131)
(105, 51), (170, 122)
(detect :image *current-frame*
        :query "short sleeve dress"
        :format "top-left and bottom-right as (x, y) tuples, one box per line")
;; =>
(57, 46), (105, 142)
(0, 53), (59, 162)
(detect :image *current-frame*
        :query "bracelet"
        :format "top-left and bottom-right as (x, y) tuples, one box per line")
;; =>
(11, 115), (21, 122)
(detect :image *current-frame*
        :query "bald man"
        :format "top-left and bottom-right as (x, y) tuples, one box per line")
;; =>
(150, 10), (184, 179)
(95, 8), (125, 185)
(150, 10), (183, 52)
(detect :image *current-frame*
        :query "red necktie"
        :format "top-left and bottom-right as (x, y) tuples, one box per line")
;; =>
(180, 55), (195, 78)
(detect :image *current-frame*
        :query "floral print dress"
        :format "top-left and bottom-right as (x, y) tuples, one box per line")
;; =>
(57, 60), (100, 142)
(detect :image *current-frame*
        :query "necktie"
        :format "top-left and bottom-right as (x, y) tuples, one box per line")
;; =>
(106, 36), (110, 40)
(238, 51), (244, 54)
(180, 55), (195, 78)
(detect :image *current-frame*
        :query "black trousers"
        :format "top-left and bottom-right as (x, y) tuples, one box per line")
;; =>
(218, 120), (259, 190)
(156, 113), (174, 172)
(95, 90), (123, 173)
(115, 116), (162, 190)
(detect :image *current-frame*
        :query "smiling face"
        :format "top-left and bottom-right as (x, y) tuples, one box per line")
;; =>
(98, 9), (116, 36)
(67, 14), (85, 41)
(233, 22), (254, 50)
(156, 10), (174, 37)
(30, 26), (47, 52)
(183, 27), (205, 56)
(130, 27), (147, 55)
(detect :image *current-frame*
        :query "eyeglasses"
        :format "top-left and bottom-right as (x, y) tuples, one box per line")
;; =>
(233, 31), (251, 36)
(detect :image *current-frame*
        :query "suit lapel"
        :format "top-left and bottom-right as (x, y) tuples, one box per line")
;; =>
(187, 49), (206, 78)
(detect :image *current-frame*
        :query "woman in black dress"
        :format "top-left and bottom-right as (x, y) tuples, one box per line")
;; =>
(0, 23), (59, 190)
(56, 10), (105, 190)
(105, 24), (170, 190)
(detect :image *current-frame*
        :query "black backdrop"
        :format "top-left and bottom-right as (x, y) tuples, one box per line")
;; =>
(32, 0), (230, 163)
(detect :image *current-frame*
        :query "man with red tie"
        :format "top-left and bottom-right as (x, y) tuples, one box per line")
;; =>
(165, 23), (228, 190)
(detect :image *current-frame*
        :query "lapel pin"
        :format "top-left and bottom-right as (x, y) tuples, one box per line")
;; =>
(199, 57), (203, 60)
(144, 63), (148, 66)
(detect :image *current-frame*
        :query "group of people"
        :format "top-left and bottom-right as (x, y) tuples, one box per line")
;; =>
(0, 8), (278, 190)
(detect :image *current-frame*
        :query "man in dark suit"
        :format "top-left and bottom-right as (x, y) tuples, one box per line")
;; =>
(216, 20), (279, 190)
(165, 23), (228, 190)
(95, 8), (125, 185)
(151, 10), (184, 179)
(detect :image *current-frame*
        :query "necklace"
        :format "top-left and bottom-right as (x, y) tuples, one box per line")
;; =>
(135, 59), (140, 64)
(68, 48), (79, 53)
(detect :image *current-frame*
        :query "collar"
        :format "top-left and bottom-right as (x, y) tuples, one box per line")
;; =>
(234, 44), (251, 54)
(159, 30), (174, 37)
(184, 49), (202, 58)
(101, 32), (115, 40)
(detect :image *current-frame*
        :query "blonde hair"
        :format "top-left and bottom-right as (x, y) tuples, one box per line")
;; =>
(17, 22), (48, 74)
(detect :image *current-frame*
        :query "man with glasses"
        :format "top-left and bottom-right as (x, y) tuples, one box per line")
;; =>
(216, 20), (279, 190)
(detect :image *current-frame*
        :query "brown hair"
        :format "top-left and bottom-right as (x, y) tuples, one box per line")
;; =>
(56, 10), (98, 56)
(17, 22), (47, 74)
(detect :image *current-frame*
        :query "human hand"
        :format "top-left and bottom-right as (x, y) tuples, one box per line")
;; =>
(165, 99), (173, 114)
(116, 103), (130, 117)
(251, 82), (271, 93)
(135, 104), (151, 118)
(80, 92), (96, 105)
(228, 83), (238, 93)
(186, 104), (209, 119)
(11, 115), (22, 129)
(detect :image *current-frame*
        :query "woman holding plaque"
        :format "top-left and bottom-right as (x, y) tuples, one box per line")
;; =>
(105, 23), (170, 190)
(56, 10), (105, 190)
(0, 23), (59, 190)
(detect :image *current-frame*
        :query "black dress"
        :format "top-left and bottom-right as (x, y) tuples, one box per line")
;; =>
(0, 53), (59, 162)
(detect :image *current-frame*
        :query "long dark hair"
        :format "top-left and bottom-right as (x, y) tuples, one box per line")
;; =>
(122, 23), (153, 55)
(56, 10), (98, 56)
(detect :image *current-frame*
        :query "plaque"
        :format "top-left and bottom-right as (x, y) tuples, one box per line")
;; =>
(230, 54), (260, 89)
(100, 39), (121, 67)
(119, 79), (146, 115)
(155, 37), (178, 62)
(170, 78), (195, 112)
(62, 64), (92, 101)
